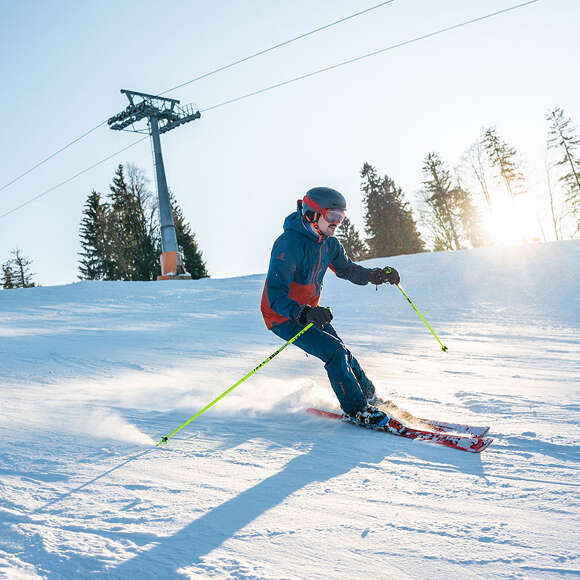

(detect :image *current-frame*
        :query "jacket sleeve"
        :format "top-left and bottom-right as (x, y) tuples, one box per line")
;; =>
(265, 236), (302, 321)
(330, 240), (371, 285)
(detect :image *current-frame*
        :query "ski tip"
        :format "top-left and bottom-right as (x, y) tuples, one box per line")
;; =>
(472, 437), (494, 452)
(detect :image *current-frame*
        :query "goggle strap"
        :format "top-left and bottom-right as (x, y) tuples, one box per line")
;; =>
(303, 196), (324, 214)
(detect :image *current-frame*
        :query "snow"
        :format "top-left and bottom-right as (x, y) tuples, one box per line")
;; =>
(0, 241), (579, 579)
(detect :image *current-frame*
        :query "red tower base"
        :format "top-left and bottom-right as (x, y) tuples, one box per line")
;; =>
(157, 251), (192, 280)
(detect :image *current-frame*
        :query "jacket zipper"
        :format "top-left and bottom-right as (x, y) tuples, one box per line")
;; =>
(312, 242), (324, 296)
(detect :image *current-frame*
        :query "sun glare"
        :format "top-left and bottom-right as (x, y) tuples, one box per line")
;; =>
(483, 197), (539, 246)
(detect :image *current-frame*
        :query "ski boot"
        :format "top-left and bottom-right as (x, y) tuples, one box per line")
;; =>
(344, 405), (391, 429)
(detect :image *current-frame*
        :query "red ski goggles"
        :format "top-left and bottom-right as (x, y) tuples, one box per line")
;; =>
(303, 196), (346, 224)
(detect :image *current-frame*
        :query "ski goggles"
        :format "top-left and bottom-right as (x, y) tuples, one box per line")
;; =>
(303, 196), (346, 224)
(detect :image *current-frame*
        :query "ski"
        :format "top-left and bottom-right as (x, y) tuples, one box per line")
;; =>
(372, 400), (490, 437)
(306, 408), (493, 453)
(418, 417), (490, 438)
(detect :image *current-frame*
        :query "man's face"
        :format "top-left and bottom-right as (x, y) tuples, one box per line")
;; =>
(317, 214), (340, 237)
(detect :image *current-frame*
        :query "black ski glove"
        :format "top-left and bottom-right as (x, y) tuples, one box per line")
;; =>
(368, 266), (400, 286)
(296, 305), (333, 328)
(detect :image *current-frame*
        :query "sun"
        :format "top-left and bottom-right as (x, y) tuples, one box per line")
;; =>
(483, 197), (540, 246)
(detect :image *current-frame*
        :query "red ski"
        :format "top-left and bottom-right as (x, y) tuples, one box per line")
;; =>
(371, 401), (490, 437)
(306, 408), (493, 453)
(418, 417), (490, 438)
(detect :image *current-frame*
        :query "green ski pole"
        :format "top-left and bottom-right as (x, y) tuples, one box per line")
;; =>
(156, 321), (315, 446)
(383, 268), (447, 352)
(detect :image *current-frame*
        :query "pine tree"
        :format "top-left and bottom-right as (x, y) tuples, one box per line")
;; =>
(10, 248), (35, 288)
(482, 127), (527, 199)
(108, 164), (137, 279)
(362, 163), (423, 258)
(79, 164), (209, 281)
(546, 107), (580, 236)
(1, 261), (15, 289)
(420, 153), (462, 251)
(420, 153), (485, 251)
(336, 215), (367, 261)
(78, 191), (107, 279)
(106, 164), (159, 281)
(171, 194), (208, 279)
(102, 165), (128, 280)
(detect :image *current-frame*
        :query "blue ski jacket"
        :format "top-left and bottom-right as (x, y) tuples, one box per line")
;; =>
(261, 202), (371, 329)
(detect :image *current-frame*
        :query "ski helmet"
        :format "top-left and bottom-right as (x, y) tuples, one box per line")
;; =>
(302, 187), (347, 214)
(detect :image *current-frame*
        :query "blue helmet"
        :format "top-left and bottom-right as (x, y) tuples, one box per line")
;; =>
(302, 187), (347, 216)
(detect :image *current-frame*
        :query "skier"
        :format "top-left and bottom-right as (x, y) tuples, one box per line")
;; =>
(260, 187), (400, 427)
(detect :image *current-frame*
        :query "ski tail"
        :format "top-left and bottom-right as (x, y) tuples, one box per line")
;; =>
(306, 408), (342, 420)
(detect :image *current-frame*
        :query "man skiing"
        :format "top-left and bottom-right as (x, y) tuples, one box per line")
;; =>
(261, 187), (400, 427)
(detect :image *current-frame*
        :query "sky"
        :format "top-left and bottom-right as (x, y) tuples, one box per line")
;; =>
(0, 0), (578, 285)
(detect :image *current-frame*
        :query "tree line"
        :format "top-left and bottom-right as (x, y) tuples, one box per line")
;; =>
(337, 106), (580, 260)
(78, 164), (208, 281)
(3, 106), (578, 289)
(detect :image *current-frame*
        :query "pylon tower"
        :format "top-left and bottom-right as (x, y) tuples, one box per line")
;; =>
(108, 89), (201, 280)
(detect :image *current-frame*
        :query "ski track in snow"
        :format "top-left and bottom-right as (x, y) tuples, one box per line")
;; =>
(0, 242), (579, 579)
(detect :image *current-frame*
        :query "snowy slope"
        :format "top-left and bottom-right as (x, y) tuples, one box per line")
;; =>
(0, 241), (579, 579)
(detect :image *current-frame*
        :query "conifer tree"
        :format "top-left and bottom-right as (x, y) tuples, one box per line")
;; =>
(101, 165), (126, 280)
(482, 127), (527, 199)
(362, 163), (423, 258)
(546, 107), (580, 236)
(78, 191), (107, 280)
(108, 164), (137, 279)
(171, 194), (208, 279)
(420, 153), (462, 251)
(10, 248), (35, 288)
(420, 153), (485, 251)
(78, 164), (208, 281)
(106, 164), (159, 280)
(1, 261), (15, 289)
(336, 215), (367, 261)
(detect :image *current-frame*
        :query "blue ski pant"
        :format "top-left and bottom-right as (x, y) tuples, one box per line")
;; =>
(271, 321), (376, 415)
